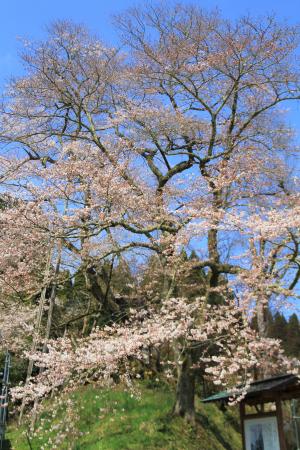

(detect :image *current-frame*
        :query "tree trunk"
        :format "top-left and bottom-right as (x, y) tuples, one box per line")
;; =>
(148, 346), (161, 373)
(18, 245), (53, 425)
(256, 296), (270, 379)
(256, 296), (268, 338)
(84, 265), (119, 315)
(173, 352), (196, 424)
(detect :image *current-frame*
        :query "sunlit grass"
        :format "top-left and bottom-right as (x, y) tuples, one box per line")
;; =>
(7, 382), (241, 449)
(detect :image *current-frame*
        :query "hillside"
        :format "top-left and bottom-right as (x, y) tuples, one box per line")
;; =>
(7, 383), (242, 449)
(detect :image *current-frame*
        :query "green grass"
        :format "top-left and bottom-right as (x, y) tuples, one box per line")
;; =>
(7, 383), (242, 449)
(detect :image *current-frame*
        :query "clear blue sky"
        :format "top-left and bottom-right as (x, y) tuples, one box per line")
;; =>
(1, 1), (297, 146)
(1, 0), (300, 134)
(1, 0), (300, 87)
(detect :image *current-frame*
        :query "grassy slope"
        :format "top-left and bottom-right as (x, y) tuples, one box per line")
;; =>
(7, 383), (242, 450)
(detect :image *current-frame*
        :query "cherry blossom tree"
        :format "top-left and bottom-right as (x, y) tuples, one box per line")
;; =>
(0, 4), (300, 423)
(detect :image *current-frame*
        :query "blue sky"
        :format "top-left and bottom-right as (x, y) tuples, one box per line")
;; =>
(1, 0), (299, 137)
(1, 0), (300, 89)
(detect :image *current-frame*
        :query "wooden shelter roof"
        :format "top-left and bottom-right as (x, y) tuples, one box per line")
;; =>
(202, 374), (300, 404)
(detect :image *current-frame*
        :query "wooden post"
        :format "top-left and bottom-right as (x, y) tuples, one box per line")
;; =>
(276, 398), (287, 450)
(240, 401), (246, 450)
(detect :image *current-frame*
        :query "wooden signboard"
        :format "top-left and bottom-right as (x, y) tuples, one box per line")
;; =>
(203, 374), (300, 450)
(244, 415), (280, 450)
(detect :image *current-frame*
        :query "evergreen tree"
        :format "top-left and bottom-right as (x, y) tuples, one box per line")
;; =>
(286, 314), (300, 358)
(269, 312), (288, 347)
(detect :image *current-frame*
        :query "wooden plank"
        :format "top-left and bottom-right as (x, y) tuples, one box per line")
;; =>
(243, 411), (277, 419)
(276, 398), (287, 450)
(240, 402), (246, 450)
